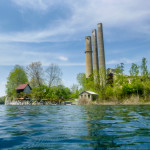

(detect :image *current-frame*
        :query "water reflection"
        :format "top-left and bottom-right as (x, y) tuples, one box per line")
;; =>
(0, 105), (150, 149)
(83, 105), (150, 149)
(0, 106), (88, 149)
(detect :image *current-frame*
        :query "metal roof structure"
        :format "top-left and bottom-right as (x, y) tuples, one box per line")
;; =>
(16, 84), (31, 90)
(79, 91), (98, 95)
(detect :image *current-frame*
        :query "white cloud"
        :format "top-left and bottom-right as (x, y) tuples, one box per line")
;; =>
(107, 58), (137, 65)
(0, 44), (86, 66)
(1, 0), (148, 43)
(58, 56), (68, 61)
(0, 46), (59, 66)
(12, 0), (57, 11)
(58, 63), (85, 66)
(0, 21), (77, 43)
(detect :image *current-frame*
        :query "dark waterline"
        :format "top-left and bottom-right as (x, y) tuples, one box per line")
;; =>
(0, 105), (150, 149)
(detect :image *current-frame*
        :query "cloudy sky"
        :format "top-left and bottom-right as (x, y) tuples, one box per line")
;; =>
(1, 0), (150, 96)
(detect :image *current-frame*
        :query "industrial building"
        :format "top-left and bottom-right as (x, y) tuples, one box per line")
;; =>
(85, 23), (106, 83)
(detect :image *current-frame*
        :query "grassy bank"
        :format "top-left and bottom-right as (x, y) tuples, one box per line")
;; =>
(78, 96), (150, 105)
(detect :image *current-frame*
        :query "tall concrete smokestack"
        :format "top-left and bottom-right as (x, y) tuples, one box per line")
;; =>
(92, 29), (99, 72)
(98, 23), (106, 85)
(85, 36), (93, 78)
(98, 23), (106, 70)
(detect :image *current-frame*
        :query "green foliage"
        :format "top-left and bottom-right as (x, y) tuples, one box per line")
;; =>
(5, 58), (150, 103)
(0, 96), (5, 104)
(76, 58), (150, 102)
(141, 57), (148, 79)
(6, 62), (72, 103)
(129, 63), (139, 76)
(31, 85), (46, 100)
(115, 64), (123, 74)
(103, 85), (114, 100)
(70, 84), (79, 98)
(76, 73), (86, 90)
(140, 58), (150, 99)
(85, 75), (95, 90)
(6, 65), (28, 98)
(30, 84), (71, 103)
(122, 83), (135, 96)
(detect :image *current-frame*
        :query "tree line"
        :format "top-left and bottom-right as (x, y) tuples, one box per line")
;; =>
(6, 62), (79, 102)
(77, 57), (150, 103)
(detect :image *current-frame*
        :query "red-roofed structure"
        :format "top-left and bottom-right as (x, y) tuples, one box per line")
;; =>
(16, 84), (32, 93)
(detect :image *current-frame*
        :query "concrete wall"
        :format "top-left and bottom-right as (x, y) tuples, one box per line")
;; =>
(5, 97), (31, 105)
(80, 92), (93, 101)
(5, 97), (53, 105)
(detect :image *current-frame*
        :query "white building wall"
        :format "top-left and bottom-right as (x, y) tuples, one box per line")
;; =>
(80, 92), (93, 100)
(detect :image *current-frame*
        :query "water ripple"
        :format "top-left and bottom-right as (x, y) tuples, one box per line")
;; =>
(0, 105), (150, 149)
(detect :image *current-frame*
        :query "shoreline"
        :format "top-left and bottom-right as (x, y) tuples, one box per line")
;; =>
(1, 103), (150, 106)
(78, 95), (150, 105)
(95, 102), (150, 105)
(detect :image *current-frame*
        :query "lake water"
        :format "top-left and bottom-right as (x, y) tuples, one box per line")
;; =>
(0, 105), (150, 149)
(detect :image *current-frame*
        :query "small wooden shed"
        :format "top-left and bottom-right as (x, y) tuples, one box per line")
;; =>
(16, 84), (32, 94)
(79, 91), (98, 101)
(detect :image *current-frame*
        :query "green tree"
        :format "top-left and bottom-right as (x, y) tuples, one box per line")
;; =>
(45, 63), (62, 87)
(113, 64), (127, 99)
(140, 58), (149, 99)
(31, 85), (47, 100)
(6, 65), (28, 97)
(50, 85), (71, 103)
(129, 63), (140, 96)
(70, 84), (79, 98)
(141, 57), (148, 81)
(27, 62), (44, 87)
(129, 63), (139, 76)
(77, 73), (86, 90)
(114, 64), (126, 86)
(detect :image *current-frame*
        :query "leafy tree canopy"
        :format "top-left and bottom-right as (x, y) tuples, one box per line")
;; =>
(6, 65), (28, 97)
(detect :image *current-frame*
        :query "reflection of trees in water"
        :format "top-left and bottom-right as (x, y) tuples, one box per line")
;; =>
(2, 105), (150, 149)
(83, 105), (121, 149)
(82, 105), (150, 149)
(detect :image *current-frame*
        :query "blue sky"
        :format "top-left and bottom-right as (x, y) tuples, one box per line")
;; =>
(1, 0), (150, 96)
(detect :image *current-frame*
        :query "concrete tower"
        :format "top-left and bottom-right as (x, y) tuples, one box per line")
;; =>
(92, 29), (99, 71)
(97, 23), (106, 70)
(85, 36), (93, 78)
(98, 23), (106, 86)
